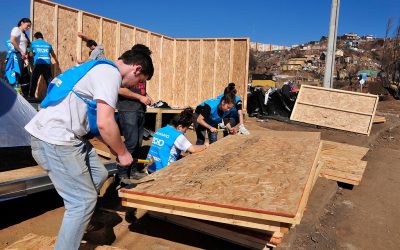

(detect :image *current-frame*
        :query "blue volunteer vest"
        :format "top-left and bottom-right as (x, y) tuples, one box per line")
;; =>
(41, 60), (118, 136)
(217, 94), (241, 117)
(198, 98), (231, 126)
(31, 40), (52, 64)
(147, 125), (183, 173)
(4, 40), (20, 85)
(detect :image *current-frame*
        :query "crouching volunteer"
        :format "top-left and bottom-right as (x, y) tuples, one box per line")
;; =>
(24, 45), (154, 250)
(217, 82), (250, 135)
(194, 92), (236, 145)
(146, 108), (208, 173)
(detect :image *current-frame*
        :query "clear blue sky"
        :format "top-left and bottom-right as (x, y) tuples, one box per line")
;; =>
(1, 0), (399, 51)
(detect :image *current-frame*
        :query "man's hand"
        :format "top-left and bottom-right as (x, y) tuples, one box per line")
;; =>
(140, 95), (152, 106)
(117, 150), (133, 167)
(209, 127), (217, 133)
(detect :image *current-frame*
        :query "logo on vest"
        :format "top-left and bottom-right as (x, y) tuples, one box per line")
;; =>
(52, 77), (63, 87)
(152, 137), (165, 147)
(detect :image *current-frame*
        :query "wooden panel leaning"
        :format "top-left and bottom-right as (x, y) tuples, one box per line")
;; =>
(119, 130), (323, 245)
(290, 85), (379, 135)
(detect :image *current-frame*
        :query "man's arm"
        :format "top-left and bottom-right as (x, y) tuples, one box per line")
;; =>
(50, 49), (59, 64)
(96, 100), (132, 166)
(119, 88), (152, 105)
(77, 32), (91, 42)
(197, 114), (217, 133)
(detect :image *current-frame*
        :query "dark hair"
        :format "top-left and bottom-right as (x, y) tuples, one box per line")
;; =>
(224, 82), (237, 95)
(86, 40), (97, 48)
(131, 44), (152, 56)
(18, 18), (31, 27)
(171, 108), (194, 128)
(221, 92), (236, 105)
(118, 44), (154, 80)
(33, 32), (43, 39)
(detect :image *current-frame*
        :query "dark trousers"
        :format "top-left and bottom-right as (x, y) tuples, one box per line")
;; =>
(193, 113), (218, 145)
(14, 53), (30, 96)
(30, 64), (52, 98)
(117, 111), (145, 178)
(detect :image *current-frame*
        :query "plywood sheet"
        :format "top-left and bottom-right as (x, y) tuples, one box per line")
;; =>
(231, 40), (248, 100)
(186, 40), (201, 107)
(201, 40), (216, 101)
(82, 13), (101, 61)
(0, 166), (45, 183)
(160, 37), (174, 103)
(174, 40), (188, 106)
(291, 85), (379, 135)
(119, 24), (135, 54)
(33, 1), (55, 46)
(135, 29), (148, 45)
(121, 130), (321, 222)
(320, 140), (369, 185)
(102, 19), (117, 59)
(147, 34), (162, 100)
(214, 40), (231, 96)
(57, 7), (78, 71)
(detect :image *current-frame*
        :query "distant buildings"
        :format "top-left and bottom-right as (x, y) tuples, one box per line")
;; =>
(250, 42), (289, 52)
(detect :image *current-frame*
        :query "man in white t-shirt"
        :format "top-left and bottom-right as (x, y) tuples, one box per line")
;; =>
(25, 46), (154, 250)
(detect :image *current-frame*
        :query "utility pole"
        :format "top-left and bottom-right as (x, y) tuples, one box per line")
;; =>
(323, 0), (340, 88)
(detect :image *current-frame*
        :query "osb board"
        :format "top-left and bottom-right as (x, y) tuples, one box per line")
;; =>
(201, 40), (216, 101)
(135, 29), (148, 46)
(57, 6), (78, 71)
(82, 13), (101, 61)
(214, 40), (231, 96)
(174, 40), (188, 106)
(320, 140), (369, 185)
(0, 166), (45, 183)
(147, 34), (162, 100)
(186, 40), (201, 107)
(160, 37), (174, 103)
(32, 1), (55, 46)
(291, 85), (379, 135)
(119, 24), (135, 54)
(231, 40), (248, 98)
(102, 19), (117, 59)
(121, 131), (321, 222)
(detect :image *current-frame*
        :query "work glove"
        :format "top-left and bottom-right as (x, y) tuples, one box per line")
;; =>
(238, 124), (250, 135)
(218, 122), (226, 129)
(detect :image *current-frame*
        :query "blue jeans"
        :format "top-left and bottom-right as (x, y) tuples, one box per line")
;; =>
(117, 111), (145, 178)
(193, 113), (218, 145)
(31, 136), (108, 250)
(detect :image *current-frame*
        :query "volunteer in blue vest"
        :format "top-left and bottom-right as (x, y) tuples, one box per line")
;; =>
(24, 45), (154, 250)
(194, 92), (236, 145)
(29, 32), (59, 98)
(217, 83), (250, 135)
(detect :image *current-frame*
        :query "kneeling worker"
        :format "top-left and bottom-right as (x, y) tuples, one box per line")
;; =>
(146, 108), (208, 173)
(194, 92), (236, 145)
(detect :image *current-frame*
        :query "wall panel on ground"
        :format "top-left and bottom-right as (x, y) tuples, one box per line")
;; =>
(31, 0), (249, 108)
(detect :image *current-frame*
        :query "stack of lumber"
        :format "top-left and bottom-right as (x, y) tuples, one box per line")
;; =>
(119, 130), (323, 247)
(373, 115), (386, 124)
(290, 85), (379, 135)
(320, 140), (369, 185)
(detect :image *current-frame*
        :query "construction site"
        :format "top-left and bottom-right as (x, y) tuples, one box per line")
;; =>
(1, 0), (400, 249)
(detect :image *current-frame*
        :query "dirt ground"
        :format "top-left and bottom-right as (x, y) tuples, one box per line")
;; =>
(1, 96), (400, 250)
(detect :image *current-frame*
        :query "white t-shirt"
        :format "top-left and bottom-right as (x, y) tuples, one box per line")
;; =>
(10, 27), (29, 53)
(25, 64), (121, 145)
(170, 134), (192, 160)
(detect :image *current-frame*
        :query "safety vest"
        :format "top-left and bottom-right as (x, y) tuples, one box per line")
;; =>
(41, 60), (118, 136)
(217, 94), (241, 117)
(147, 125), (183, 173)
(197, 98), (231, 126)
(31, 40), (52, 64)
(4, 40), (20, 85)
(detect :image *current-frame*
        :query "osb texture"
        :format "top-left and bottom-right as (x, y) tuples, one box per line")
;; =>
(131, 131), (321, 218)
(214, 40), (231, 96)
(57, 7), (77, 71)
(102, 20), (117, 60)
(33, 1), (55, 46)
(231, 40), (248, 99)
(147, 34), (162, 100)
(82, 14), (100, 61)
(186, 41), (201, 107)
(119, 25), (135, 54)
(160, 38), (174, 103)
(135, 29), (148, 45)
(174, 40), (188, 106)
(291, 86), (378, 134)
(201, 40), (216, 100)
(320, 140), (369, 184)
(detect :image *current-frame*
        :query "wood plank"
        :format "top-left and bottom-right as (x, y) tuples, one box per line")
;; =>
(120, 130), (321, 225)
(290, 85), (379, 135)
(373, 115), (386, 124)
(148, 212), (277, 249)
(319, 140), (369, 185)
(0, 166), (46, 183)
